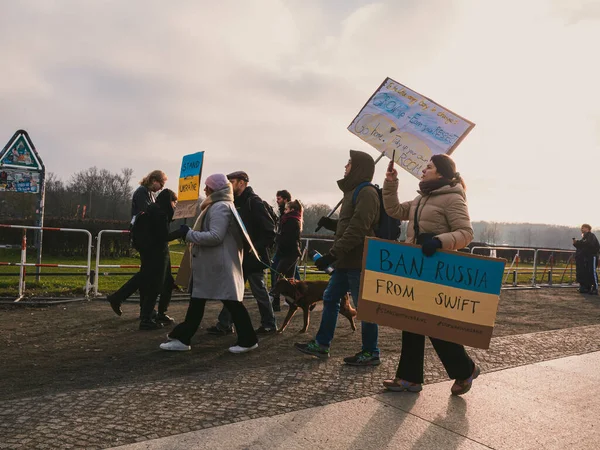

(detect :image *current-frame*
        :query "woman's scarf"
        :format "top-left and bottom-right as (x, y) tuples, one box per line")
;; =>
(280, 210), (303, 231)
(418, 178), (451, 195)
(192, 183), (235, 231)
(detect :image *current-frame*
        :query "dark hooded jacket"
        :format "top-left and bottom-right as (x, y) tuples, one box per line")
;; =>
(143, 189), (180, 254)
(329, 150), (380, 269)
(275, 210), (302, 259)
(574, 231), (600, 258)
(131, 185), (154, 217)
(234, 186), (276, 273)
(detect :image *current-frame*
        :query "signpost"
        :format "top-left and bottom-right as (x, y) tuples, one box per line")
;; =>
(357, 238), (505, 349)
(348, 77), (475, 179)
(0, 130), (46, 280)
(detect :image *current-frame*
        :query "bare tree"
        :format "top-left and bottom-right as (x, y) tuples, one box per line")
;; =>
(302, 203), (338, 235)
(44, 167), (135, 220)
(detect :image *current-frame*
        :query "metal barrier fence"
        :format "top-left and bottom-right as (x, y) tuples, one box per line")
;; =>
(470, 246), (582, 288)
(297, 237), (335, 279)
(93, 230), (180, 296)
(1, 225), (588, 298)
(0, 224), (93, 301)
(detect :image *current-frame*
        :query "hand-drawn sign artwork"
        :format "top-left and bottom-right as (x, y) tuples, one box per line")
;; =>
(173, 151), (204, 219)
(357, 238), (505, 349)
(348, 78), (475, 179)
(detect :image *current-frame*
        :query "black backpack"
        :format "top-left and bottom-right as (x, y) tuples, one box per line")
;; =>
(247, 196), (278, 230)
(352, 182), (402, 241)
(263, 201), (279, 230)
(130, 211), (152, 251)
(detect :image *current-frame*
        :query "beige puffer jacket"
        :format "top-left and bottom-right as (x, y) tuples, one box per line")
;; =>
(382, 179), (473, 250)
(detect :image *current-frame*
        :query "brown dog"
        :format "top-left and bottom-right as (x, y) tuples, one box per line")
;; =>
(271, 278), (357, 333)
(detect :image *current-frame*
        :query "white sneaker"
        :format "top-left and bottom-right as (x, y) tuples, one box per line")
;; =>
(159, 339), (191, 351)
(228, 343), (258, 354)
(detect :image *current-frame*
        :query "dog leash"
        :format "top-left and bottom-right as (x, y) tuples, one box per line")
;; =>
(257, 258), (289, 281)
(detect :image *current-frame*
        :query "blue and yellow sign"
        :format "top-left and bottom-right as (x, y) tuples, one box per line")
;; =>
(178, 152), (204, 202)
(358, 238), (505, 349)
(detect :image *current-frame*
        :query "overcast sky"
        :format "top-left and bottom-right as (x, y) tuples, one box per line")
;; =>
(1, 0), (598, 226)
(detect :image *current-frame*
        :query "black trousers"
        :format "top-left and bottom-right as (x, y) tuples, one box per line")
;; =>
(576, 254), (597, 290)
(396, 331), (475, 384)
(169, 298), (258, 347)
(139, 250), (172, 321)
(112, 272), (141, 302)
(111, 255), (174, 309)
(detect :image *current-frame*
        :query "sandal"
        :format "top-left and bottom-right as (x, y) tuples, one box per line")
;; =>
(451, 364), (480, 396)
(383, 378), (422, 392)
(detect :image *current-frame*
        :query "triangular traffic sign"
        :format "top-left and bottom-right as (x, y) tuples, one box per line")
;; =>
(0, 130), (44, 171)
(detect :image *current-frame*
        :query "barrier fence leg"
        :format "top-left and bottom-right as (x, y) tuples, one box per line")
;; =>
(16, 229), (27, 302)
(303, 240), (310, 281)
(94, 233), (102, 296)
(532, 250), (538, 287)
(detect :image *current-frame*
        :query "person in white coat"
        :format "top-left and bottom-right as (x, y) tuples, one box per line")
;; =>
(159, 174), (258, 353)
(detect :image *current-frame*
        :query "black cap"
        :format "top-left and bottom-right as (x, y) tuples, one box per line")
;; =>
(227, 171), (249, 182)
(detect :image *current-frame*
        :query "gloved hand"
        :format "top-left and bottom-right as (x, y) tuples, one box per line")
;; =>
(421, 237), (442, 257)
(317, 216), (337, 232)
(315, 253), (336, 271)
(179, 224), (191, 237)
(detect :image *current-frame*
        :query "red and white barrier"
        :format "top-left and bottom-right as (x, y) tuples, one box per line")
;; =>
(0, 224), (93, 301)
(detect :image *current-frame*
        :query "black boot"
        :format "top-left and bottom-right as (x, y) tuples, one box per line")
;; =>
(139, 319), (164, 330)
(107, 294), (122, 316)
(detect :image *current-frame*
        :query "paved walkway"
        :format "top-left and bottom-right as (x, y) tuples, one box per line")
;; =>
(113, 351), (600, 449)
(2, 324), (600, 449)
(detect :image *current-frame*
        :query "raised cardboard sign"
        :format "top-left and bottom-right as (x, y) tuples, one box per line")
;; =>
(348, 78), (475, 179)
(357, 238), (505, 349)
(173, 152), (204, 219)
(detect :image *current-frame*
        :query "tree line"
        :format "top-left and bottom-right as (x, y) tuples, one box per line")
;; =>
(0, 166), (592, 251)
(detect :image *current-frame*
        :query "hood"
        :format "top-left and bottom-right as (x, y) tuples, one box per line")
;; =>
(155, 189), (175, 222)
(337, 150), (375, 192)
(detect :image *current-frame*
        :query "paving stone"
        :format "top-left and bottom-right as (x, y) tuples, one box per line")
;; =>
(3, 324), (600, 448)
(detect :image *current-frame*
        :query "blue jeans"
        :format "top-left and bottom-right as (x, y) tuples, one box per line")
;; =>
(315, 269), (379, 354)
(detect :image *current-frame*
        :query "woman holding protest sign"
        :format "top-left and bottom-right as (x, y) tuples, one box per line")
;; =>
(159, 173), (258, 354)
(381, 153), (478, 396)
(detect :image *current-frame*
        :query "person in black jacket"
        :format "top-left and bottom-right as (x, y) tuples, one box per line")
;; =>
(573, 224), (600, 295)
(274, 200), (303, 281)
(271, 190), (292, 311)
(137, 189), (186, 330)
(207, 171), (278, 335)
(108, 170), (171, 318)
